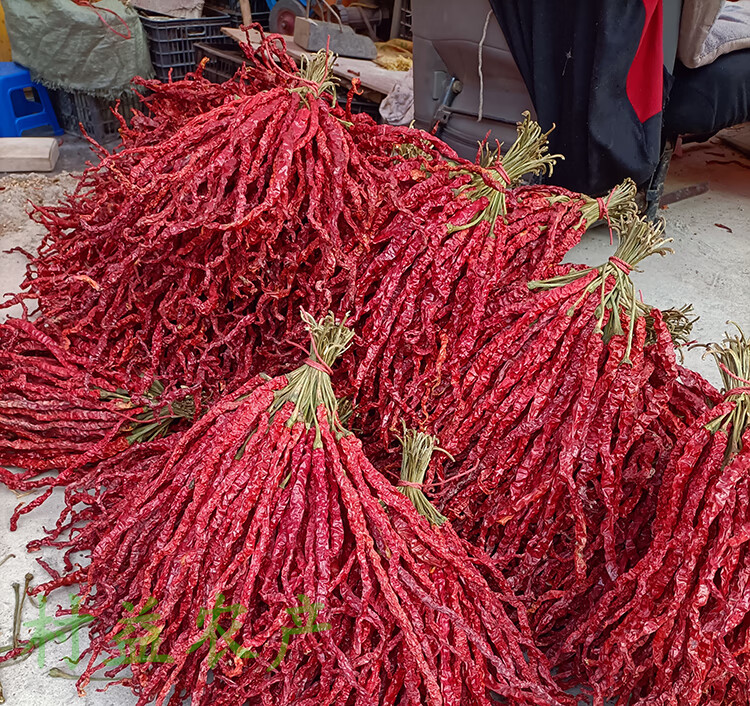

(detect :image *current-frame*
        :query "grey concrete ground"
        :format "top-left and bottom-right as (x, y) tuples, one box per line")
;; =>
(0, 134), (748, 705)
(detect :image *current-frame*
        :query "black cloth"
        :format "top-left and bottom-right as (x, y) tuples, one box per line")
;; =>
(665, 48), (750, 138)
(488, 0), (664, 195)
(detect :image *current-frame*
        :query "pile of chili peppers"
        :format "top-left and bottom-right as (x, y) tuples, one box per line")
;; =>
(1, 27), (748, 706)
(7, 314), (571, 706)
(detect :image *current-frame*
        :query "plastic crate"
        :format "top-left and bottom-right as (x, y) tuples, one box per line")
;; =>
(194, 41), (245, 83)
(139, 8), (231, 81)
(205, 0), (270, 31)
(344, 96), (381, 121)
(50, 88), (141, 144)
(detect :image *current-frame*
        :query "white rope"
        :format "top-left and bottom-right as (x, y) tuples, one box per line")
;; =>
(477, 9), (492, 123)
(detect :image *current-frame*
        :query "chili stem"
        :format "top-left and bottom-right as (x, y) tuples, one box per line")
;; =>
(48, 668), (112, 681)
(268, 311), (354, 446)
(645, 303), (698, 356)
(397, 426), (451, 526)
(701, 323), (750, 460)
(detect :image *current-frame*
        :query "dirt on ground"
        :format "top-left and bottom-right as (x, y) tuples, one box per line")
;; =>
(0, 172), (79, 319)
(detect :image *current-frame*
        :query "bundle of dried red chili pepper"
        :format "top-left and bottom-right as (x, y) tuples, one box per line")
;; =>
(11, 313), (573, 706)
(340, 113), (638, 446)
(0, 318), (128, 478)
(427, 217), (675, 600)
(0, 317), (196, 501)
(119, 28), (304, 150)
(550, 325), (750, 706)
(528, 311), (717, 662)
(4, 39), (394, 408)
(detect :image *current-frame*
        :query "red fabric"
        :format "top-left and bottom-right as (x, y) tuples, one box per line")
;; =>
(626, 0), (663, 123)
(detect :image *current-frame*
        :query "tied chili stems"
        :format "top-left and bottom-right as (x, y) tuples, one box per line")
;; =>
(268, 311), (353, 444)
(549, 177), (638, 230)
(645, 303), (698, 355)
(529, 215), (674, 363)
(397, 427), (452, 526)
(477, 111), (561, 186)
(98, 380), (198, 445)
(449, 118), (637, 239)
(702, 323), (750, 459)
(293, 49), (338, 104)
(449, 112), (562, 234)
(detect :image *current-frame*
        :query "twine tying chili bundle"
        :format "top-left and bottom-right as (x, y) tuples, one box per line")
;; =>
(608, 255), (632, 274)
(285, 338), (335, 376)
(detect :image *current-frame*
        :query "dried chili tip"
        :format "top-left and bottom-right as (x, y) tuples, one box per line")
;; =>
(396, 425), (452, 526)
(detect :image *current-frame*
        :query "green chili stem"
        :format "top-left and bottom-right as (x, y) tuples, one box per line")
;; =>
(268, 311), (354, 447)
(701, 324), (750, 460)
(336, 398), (354, 428)
(98, 380), (199, 446)
(644, 303), (698, 357)
(0, 615), (95, 662)
(48, 668), (112, 681)
(448, 112), (563, 232)
(487, 111), (562, 185)
(397, 426), (452, 526)
(11, 576), (32, 650)
(292, 50), (338, 104)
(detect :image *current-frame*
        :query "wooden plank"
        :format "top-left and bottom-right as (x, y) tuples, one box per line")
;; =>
(221, 26), (401, 95)
(0, 137), (59, 173)
(239, 0), (252, 25)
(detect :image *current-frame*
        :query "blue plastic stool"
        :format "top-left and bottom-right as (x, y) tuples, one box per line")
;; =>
(0, 62), (63, 138)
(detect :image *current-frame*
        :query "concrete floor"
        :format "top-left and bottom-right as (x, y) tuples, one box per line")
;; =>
(0, 134), (749, 705)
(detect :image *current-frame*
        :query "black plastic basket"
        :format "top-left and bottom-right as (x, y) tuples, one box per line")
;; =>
(205, 0), (270, 31)
(139, 8), (231, 81)
(194, 41), (245, 83)
(50, 89), (141, 144)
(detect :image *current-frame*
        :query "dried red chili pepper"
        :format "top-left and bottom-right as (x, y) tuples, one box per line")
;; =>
(7, 314), (573, 706)
(555, 325), (750, 706)
(0, 318), (195, 501)
(427, 217), (675, 611)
